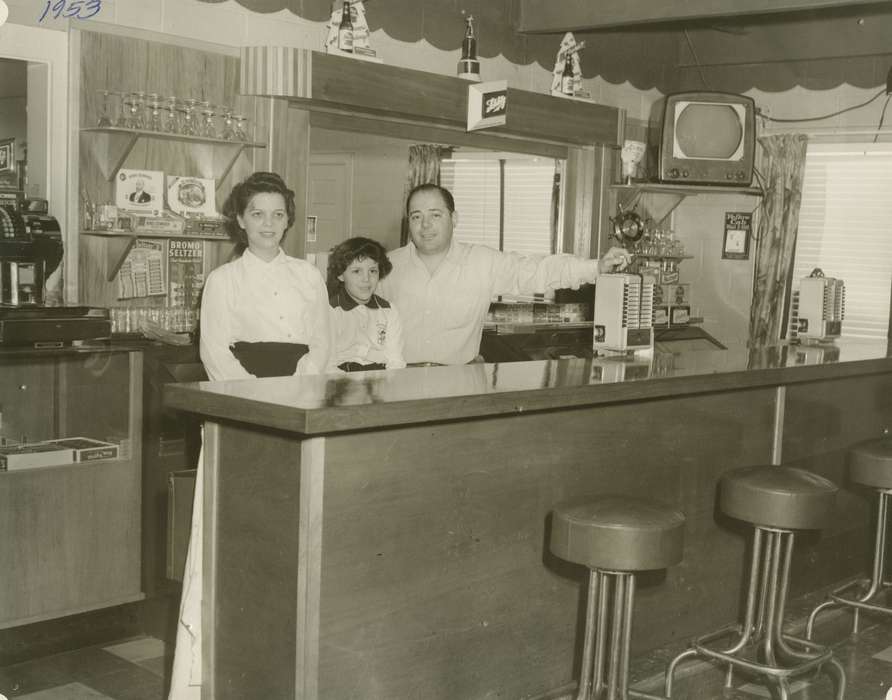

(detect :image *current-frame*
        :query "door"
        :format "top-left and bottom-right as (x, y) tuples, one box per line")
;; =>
(307, 153), (353, 263)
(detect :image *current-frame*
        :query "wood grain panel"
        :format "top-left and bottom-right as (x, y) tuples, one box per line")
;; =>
(315, 389), (777, 699)
(309, 111), (569, 161)
(0, 351), (142, 628)
(78, 30), (261, 306)
(283, 51), (622, 148)
(211, 422), (303, 700)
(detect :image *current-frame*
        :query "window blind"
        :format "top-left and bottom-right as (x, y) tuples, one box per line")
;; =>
(794, 143), (892, 339)
(440, 157), (556, 255)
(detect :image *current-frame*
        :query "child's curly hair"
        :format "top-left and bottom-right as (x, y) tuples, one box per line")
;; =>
(326, 237), (393, 292)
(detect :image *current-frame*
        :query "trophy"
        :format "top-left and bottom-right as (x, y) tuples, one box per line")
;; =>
(620, 139), (646, 184)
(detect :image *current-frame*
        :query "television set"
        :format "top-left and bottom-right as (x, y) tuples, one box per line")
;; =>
(657, 91), (756, 187)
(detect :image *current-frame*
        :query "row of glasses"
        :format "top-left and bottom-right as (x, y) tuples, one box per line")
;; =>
(96, 90), (252, 141)
(630, 226), (686, 258)
(110, 306), (199, 335)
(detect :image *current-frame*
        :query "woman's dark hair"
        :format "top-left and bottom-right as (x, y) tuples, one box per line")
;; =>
(327, 237), (393, 291)
(222, 171), (296, 254)
(405, 183), (455, 215)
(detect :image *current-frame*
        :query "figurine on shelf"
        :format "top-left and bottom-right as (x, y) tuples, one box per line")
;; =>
(325, 0), (376, 58)
(457, 13), (481, 82)
(550, 32), (586, 98)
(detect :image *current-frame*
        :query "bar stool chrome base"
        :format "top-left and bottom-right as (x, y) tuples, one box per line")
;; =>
(550, 497), (685, 700)
(574, 569), (669, 700)
(666, 528), (845, 700)
(807, 488), (892, 638)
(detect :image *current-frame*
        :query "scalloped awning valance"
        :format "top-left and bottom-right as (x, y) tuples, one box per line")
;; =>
(195, 0), (892, 93)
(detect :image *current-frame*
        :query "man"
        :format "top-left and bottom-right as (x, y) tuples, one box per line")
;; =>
(378, 183), (631, 365)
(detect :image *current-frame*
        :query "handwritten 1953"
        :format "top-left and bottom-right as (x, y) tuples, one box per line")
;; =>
(39, 0), (102, 22)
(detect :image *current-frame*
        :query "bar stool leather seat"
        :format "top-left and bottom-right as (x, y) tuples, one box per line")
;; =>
(551, 496), (685, 572)
(720, 465), (837, 530)
(849, 437), (892, 489)
(807, 435), (892, 641)
(550, 496), (685, 700)
(666, 465), (845, 700)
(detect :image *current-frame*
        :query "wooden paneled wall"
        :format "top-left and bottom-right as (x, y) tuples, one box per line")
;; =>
(77, 31), (268, 307)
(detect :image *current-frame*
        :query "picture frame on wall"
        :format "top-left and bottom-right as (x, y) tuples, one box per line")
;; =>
(0, 139), (14, 174)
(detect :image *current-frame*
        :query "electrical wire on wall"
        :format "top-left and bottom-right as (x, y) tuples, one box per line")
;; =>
(682, 28), (892, 141)
(756, 89), (886, 124)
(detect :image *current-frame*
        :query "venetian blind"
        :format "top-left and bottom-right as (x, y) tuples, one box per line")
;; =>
(794, 143), (892, 339)
(440, 156), (556, 255)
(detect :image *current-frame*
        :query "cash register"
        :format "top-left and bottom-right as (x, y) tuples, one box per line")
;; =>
(0, 199), (110, 347)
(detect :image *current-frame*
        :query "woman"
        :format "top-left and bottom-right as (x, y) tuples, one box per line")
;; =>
(169, 171), (330, 700)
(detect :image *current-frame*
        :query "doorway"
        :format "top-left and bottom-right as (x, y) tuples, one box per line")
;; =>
(307, 152), (353, 262)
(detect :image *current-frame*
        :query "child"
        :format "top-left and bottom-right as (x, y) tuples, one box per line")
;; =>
(327, 237), (406, 372)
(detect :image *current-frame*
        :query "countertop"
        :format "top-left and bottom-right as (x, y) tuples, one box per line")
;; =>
(163, 339), (892, 436)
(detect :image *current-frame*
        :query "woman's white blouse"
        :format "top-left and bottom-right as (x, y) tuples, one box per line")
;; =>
(199, 249), (331, 381)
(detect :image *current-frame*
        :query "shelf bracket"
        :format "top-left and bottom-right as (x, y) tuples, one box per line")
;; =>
(104, 134), (141, 182)
(615, 189), (690, 227)
(215, 145), (248, 189)
(105, 236), (137, 281)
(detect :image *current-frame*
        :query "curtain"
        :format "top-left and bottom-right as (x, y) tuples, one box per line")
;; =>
(401, 144), (449, 246)
(747, 133), (808, 351)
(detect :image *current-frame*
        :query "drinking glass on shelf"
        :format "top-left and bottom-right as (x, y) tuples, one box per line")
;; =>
(132, 91), (147, 129)
(146, 93), (164, 132)
(180, 98), (199, 136)
(234, 114), (250, 142)
(163, 96), (179, 133)
(121, 92), (144, 130)
(219, 105), (236, 141)
(199, 101), (217, 138)
(96, 90), (114, 128)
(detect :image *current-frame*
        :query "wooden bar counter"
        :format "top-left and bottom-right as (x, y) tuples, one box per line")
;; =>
(164, 339), (892, 700)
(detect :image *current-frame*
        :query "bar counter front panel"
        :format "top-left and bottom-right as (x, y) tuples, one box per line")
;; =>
(164, 340), (892, 700)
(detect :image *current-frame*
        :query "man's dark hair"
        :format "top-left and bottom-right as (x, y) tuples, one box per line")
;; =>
(222, 171), (296, 253)
(405, 183), (455, 215)
(327, 237), (393, 291)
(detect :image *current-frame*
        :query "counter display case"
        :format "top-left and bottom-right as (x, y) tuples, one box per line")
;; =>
(0, 346), (143, 628)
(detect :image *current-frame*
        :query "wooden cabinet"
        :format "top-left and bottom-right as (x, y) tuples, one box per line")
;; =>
(0, 347), (143, 628)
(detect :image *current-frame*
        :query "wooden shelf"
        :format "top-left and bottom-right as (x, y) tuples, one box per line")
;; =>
(80, 127), (266, 186)
(610, 181), (762, 225)
(81, 229), (229, 241)
(610, 182), (763, 197)
(632, 253), (694, 261)
(81, 229), (233, 281)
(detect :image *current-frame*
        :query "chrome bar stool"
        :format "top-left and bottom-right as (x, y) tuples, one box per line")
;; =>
(808, 434), (892, 638)
(665, 465), (845, 700)
(550, 496), (685, 700)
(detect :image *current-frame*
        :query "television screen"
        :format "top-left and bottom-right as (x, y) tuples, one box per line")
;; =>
(658, 92), (755, 186)
(673, 102), (746, 160)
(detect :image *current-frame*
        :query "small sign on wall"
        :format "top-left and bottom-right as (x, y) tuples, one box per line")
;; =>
(467, 80), (508, 131)
(722, 211), (752, 260)
(306, 215), (318, 243)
